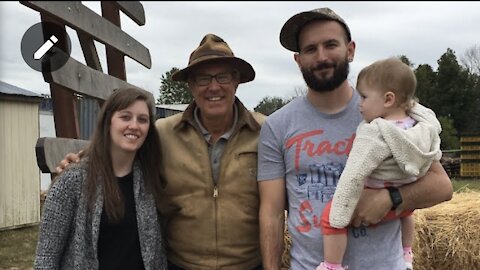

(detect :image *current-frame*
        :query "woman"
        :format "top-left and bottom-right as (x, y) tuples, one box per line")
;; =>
(34, 87), (167, 270)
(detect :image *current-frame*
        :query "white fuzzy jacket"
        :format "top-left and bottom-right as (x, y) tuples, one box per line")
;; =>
(329, 103), (442, 228)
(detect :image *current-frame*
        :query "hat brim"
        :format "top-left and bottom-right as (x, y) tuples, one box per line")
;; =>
(172, 57), (255, 84)
(280, 11), (341, 52)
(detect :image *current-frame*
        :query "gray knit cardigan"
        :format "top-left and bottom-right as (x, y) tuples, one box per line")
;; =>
(34, 161), (167, 270)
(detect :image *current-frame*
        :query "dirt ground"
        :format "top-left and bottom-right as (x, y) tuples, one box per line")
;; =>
(0, 225), (38, 270)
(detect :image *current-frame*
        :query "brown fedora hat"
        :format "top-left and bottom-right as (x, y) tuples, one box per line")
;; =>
(172, 33), (255, 84)
(280, 7), (351, 52)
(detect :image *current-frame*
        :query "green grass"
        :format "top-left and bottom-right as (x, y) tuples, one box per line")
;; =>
(452, 178), (480, 192)
(0, 225), (38, 270)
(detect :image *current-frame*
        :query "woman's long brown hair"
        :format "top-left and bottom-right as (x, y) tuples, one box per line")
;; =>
(83, 87), (164, 222)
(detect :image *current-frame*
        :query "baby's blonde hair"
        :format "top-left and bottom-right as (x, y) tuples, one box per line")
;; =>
(357, 57), (417, 111)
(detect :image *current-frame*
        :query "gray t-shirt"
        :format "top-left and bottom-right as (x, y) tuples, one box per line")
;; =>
(258, 90), (405, 270)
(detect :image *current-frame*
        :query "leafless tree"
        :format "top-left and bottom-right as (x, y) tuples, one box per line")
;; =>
(287, 86), (307, 101)
(461, 44), (480, 75)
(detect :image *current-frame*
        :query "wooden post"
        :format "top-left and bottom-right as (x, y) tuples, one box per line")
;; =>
(41, 14), (79, 138)
(102, 1), (126, 81)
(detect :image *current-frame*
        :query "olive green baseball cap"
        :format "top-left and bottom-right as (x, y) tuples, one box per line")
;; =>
(280, 7), (352, 52)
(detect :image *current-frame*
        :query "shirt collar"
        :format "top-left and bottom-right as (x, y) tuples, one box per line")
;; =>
(174, 97), (261, 133)
(193, 103), (238, 142)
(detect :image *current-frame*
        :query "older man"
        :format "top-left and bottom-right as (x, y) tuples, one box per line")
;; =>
(156, 33), (265, 270)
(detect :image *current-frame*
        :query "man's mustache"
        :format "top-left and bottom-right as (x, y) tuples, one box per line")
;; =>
(313, 62), (336, 70)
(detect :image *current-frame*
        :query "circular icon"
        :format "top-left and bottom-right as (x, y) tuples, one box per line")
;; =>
(21, 22), (72, 72)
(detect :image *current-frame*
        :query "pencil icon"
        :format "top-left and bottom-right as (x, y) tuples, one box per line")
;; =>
(33, 35), (58, 60)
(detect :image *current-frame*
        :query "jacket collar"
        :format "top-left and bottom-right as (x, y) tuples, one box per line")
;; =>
(174, 97), (261, 133)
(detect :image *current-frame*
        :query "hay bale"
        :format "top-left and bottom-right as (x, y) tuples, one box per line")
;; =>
(413, 190), (480, 270)
(282, 210), (291, 270)
(281, 191), (480, 269)
(40, 190), (47, 209)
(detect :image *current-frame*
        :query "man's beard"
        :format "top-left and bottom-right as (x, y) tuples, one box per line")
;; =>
(301, 58), (350, 93)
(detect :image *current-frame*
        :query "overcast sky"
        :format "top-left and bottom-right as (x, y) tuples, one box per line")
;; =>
(1, 1), (479, 110)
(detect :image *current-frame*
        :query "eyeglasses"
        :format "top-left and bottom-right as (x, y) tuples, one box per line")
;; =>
(191, 71), (237, 86)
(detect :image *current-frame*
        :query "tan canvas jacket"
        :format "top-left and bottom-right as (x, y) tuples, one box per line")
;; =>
(155, 98), (266, 270)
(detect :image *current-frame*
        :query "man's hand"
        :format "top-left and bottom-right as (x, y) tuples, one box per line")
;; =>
(55, 151), (82, 174)
(351, 188), (391, 227)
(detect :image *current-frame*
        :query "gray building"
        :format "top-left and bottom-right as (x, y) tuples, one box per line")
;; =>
(156, 104), (188, 118)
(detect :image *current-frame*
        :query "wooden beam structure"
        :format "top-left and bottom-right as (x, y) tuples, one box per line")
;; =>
(18, 1), (151, 178)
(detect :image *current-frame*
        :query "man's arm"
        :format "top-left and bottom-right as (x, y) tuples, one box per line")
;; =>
(259, 178), (286, 270)
(352, 160), (453, 226)
(397, 160), (453, 211)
